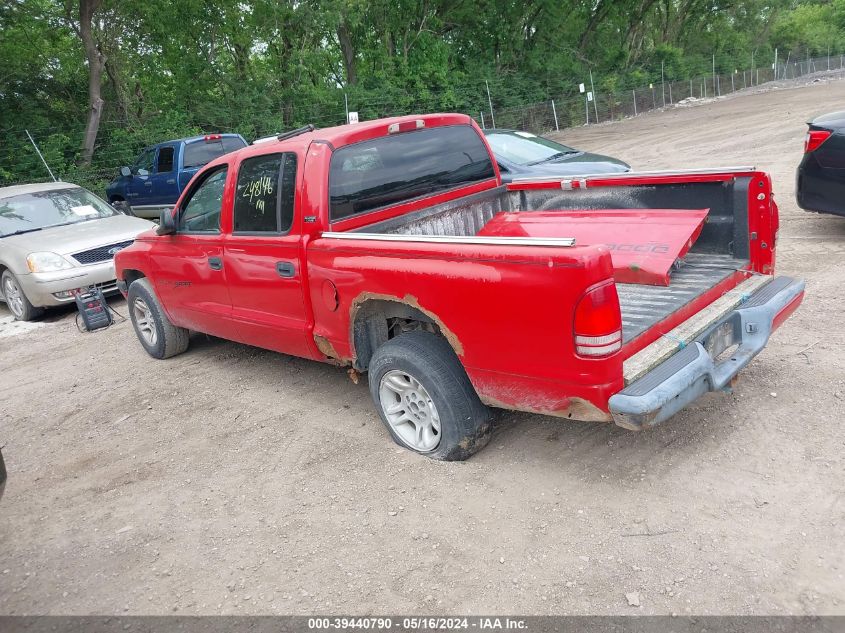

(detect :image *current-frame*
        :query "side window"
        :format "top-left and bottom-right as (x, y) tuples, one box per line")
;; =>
(134, 148), (156, 174)
(233, 153), (297, 234)
(157, 147), (175, 173)
(178, 167), (227, 233)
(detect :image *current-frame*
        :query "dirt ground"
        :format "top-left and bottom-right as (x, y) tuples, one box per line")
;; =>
(1, 75), (844, 617)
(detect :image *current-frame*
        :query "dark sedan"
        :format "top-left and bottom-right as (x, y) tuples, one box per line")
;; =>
(796, 111), (845, 217)
(483, 129), (630, 182)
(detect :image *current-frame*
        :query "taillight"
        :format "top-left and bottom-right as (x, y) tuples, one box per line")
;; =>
(574, 282), (622, 357)
(804, 129), (831, 153)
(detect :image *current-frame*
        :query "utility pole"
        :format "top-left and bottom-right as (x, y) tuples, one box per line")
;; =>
(344, 92), (349, 123)
(485, 80), (496, 129)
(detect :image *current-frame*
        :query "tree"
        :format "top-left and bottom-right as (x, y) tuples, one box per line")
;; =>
(65, 0), (107, 166)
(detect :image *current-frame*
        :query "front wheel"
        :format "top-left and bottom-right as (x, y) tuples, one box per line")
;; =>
(111, 200), (134, 216)
(127, 278), (189, 359)
(368, 331), (492, 461)
(1, 270), (44, 321)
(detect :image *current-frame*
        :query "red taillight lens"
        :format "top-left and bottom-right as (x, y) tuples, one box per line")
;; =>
(574, 282), (623, 357)
(204, 134), (222, 142)
(804, 130), (831, 153)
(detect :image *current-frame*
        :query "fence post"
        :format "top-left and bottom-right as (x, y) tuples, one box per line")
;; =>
(632, 90), (637, 116)
(668, 83), (673, 104)
(661, 61), (666, 107)
(589, 70), (599, 122)
(551, 100), (559, 131)
(480, 111), (485, 129)
(689, 78), (693, 98)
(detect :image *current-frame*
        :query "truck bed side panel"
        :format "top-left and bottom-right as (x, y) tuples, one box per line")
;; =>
(305, 238), (624, 418)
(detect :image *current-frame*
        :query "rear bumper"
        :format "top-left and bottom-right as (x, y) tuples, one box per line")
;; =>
(796, 158), (845, 217)
(609, 276), (805, 430)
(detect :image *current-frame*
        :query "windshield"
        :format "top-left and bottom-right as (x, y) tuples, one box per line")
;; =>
(484, 131), (578, 166)
(0, 187), (119, 237)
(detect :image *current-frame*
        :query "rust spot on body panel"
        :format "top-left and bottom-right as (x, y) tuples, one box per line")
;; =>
(479, 394), (612, 423)
(350, 291), (464, 357)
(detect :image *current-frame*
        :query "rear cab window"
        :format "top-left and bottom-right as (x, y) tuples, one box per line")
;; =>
(183, 136), (248, 170)
(329, 125), (495, 221)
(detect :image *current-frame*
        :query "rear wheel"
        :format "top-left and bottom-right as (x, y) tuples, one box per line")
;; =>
(127, 278), (189, 359)
(1, 270), (44, 321)
(368, 331), (492, 461)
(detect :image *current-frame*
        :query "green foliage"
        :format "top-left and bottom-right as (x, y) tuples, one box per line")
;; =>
(0, 0), (840, 192)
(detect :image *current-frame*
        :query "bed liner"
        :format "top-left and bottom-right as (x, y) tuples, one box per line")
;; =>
(618, 253), (749, 343)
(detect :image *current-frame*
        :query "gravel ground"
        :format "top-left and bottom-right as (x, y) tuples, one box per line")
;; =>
(1, 75), (844, 616)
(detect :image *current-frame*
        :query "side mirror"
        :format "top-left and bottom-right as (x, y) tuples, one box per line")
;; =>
(120, 166), (132, 177)
(157, 208), (177, 235)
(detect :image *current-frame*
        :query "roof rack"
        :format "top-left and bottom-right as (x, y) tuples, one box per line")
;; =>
(277, 124), (316, 142)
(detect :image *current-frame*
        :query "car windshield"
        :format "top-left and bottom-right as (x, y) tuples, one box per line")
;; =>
(484, 131), (578, 165)
(0, 187), (118, 237)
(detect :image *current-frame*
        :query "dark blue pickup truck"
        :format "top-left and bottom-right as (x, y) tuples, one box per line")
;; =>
(106, 133), (247, 218)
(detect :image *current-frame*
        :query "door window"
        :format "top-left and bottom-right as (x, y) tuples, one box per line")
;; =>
(178, 167), (228, 233)
(134, 148), (156, 175)
(233, 153), (297, 233)
(157, 147), (175, 173)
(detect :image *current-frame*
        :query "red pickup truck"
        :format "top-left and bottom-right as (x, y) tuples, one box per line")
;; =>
(114, 113), (804, 460)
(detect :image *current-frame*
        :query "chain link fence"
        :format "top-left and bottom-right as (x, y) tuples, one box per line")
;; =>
(478, 52), (845, 134)
(4, 50), (845, 194)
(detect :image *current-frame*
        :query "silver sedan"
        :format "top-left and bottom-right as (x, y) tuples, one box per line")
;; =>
(0, 182), (154, 321)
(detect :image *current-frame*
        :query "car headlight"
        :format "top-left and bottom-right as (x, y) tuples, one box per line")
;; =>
(26, 252), (74, 273)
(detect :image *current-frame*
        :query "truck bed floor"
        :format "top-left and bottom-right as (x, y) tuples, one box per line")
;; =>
(618, 253), (748, 343)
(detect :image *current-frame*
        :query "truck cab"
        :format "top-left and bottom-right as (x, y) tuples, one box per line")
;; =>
(106, 134), (247, 219)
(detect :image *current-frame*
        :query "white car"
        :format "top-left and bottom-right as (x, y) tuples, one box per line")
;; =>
(0, 182), (154, 320)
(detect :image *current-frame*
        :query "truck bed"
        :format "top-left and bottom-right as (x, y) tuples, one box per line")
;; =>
(617, 253), (747, 342)
(354, 178), (757, 346)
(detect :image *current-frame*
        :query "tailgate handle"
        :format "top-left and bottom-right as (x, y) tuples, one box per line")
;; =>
(208, 256), (223, 270)
(276, 261), (295, 278)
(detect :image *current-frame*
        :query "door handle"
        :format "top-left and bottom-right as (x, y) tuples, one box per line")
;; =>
(144, 181), (153, 187)
(276, 261), (295, 278)
(166, 179), (176, 184)
(208, 257), (223, 270)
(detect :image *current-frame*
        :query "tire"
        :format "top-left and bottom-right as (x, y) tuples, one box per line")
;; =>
(111, 200), (134, 216)
(368, 331), (492, 461)
(127, 278), (189, 359)
(1, 270), (44, 321)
